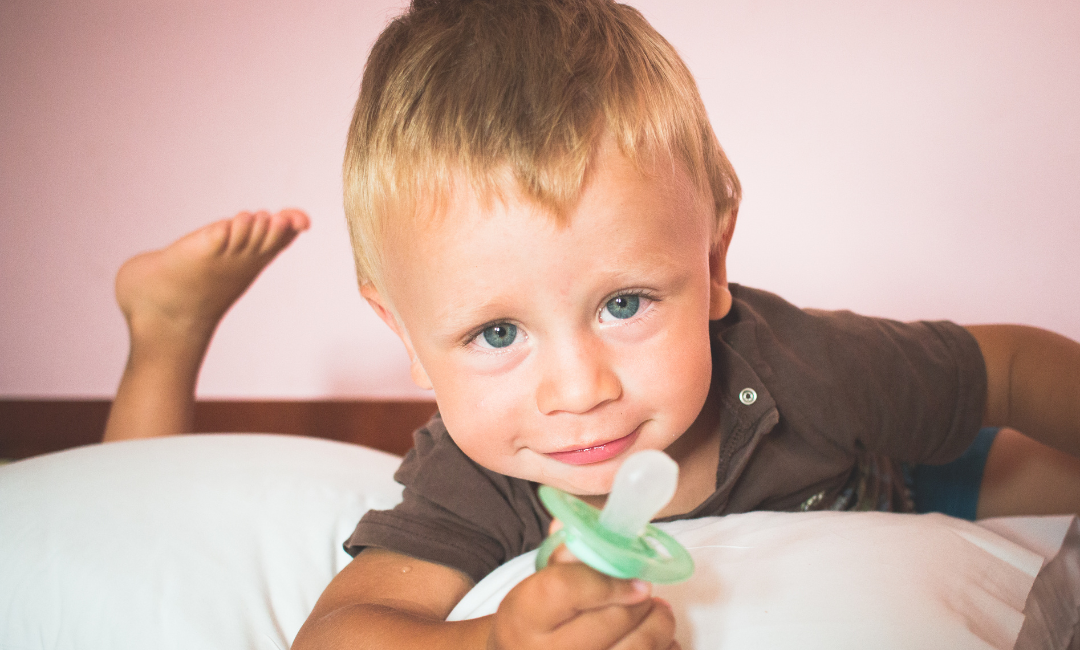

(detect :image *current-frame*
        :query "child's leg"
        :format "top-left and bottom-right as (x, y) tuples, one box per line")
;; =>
(976, 427), (1080, 518)
(102, 209), (310, 442)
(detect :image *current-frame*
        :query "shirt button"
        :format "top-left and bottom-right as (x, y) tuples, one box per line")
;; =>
(739, 388), (758, 405)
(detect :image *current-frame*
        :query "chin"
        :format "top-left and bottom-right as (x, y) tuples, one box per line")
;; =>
(540, 462), (619, 496)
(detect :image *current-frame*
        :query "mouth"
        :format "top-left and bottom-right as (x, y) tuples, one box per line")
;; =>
(545, 426), (642, 466)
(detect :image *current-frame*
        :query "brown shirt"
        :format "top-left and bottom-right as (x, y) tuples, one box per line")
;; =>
(345, 284), (988, 584)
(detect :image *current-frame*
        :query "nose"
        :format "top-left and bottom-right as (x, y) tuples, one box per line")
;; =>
(535, 332), (622, 415)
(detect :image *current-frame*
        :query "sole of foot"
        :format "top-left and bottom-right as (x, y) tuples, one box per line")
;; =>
(115, 208), (310, 348)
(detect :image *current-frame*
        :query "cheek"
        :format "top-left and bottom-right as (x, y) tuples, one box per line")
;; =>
(428, 364), (534, 466)
(624, 317), (713, 419)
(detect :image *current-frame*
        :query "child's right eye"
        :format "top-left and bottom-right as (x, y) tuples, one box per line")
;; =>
(474, 322), (518, 349)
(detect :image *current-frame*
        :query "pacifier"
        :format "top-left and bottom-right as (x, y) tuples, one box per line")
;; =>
(535, 450), (694, 584)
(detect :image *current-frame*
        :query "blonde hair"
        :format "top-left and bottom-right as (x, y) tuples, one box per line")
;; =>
(344, 0), (741, 292)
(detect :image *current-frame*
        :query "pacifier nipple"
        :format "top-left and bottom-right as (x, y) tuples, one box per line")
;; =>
(535, 450), (694, 584)
(599, 450), (679, 539)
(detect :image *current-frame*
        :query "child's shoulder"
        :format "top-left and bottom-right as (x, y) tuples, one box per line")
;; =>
(345, 413), (552, 584)
(717, 284), (986, 469)
(717, 283), (985, 420)
(722, 282), (976, 357)
(395, 414), (540, 515)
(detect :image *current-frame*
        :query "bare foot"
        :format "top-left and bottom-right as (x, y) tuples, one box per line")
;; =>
(103, 209), (310, 442)
(116, 209), (309, 343)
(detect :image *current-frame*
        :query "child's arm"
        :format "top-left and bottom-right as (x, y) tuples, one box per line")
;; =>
(966, 325), (1080, 456)
(292, 547), (676, 650)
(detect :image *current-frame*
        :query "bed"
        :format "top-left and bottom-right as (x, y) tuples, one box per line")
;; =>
(1, 434), (1077, 649)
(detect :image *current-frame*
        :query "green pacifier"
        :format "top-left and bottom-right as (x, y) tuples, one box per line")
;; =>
(535, 450), (694, 584)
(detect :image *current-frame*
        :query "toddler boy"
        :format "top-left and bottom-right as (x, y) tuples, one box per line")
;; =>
(102, 0), (1080, 648)
(288, 1), (1080, 648)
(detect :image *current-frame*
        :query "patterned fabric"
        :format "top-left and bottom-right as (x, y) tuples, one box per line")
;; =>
(801, 451), (913, 513)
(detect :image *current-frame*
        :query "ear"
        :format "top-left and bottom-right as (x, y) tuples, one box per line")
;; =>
(359, 284), (433, 390)
(709, 209), (738, 320)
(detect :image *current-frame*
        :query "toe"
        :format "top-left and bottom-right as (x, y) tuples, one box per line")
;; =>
(246, 210), (272, 252)
(226, 211), (256, 253)
(282, 208), (311, 231)
(258, 209), (309, 254)
(261, 212), (294, 254)
(195, 218), (231, 256)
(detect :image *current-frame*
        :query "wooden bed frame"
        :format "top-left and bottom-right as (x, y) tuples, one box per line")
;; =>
(0, 399), (438, 460)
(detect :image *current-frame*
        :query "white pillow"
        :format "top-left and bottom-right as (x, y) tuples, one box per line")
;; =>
(449, 511), (1078, 650)
(0, 434), (403, 650)
(2, 435), (1076, 650)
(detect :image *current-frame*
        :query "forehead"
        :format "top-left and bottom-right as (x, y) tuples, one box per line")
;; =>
(399, 144), (707, 250)
(380, 145), (712, 318)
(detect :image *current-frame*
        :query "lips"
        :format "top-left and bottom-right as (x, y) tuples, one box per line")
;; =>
(545, 427), (641, 466)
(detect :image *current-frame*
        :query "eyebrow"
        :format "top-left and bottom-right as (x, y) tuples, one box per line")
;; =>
(431, 298), (520, 347)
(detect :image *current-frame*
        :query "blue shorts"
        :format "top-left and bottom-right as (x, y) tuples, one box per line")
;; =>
(906, 427), (999, 521)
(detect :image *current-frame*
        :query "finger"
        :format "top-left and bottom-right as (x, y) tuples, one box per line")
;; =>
(506, 563), (650, 631)
(544, 520), (599, 567)
(604, 598), (678, 650)
(549, 600), (659, 650)
(492, 598), (655, 650)
(548, 539), (580, 565)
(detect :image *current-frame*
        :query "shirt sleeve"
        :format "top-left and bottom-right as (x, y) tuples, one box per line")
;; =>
(731, 285), (988, 466)
(342, 414), (552, 584)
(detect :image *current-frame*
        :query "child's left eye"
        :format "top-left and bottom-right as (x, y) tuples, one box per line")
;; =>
(472, 322), (518, 349)
(600, 294), (650, 322)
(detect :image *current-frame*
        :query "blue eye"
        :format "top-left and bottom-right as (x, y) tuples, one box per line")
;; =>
(482, 323), (517, 348)
(604, 295), (640, 320)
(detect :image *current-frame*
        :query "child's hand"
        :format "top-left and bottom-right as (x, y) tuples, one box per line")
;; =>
(488, 561), (678, 650)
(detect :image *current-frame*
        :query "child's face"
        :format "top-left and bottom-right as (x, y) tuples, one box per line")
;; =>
(366, 143), (730, 496)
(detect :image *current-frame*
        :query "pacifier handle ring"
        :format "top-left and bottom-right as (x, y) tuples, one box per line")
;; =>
(535, 527), (567, 570)
(533, 485), (694, 583)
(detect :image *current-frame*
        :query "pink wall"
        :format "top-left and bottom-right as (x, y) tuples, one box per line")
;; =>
(2, 0), (1078, 399)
